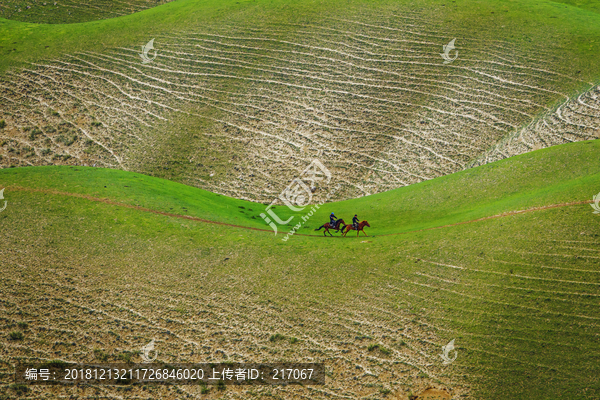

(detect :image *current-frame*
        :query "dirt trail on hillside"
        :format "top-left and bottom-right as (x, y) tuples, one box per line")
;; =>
(378, 199), (596, 237)
(7, 185), (595, 237)
(8, 185), (278, 233)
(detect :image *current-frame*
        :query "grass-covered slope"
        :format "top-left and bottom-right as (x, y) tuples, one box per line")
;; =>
(1, 141), (599, 399)
(2, 0), (600, 74)
(2, 140), (599, 235)
(1, 0), (600, 202)
(552, 0), (600, 15)
(0, 0), (174, 25)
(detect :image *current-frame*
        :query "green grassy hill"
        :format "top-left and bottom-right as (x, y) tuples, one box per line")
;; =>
(2, 0), (600, 74)
(1, 140), (599, 399)
(0, 0), (174, 24)
(2, 139), (599, 235)
(1, 0), (600, 202)
(553, 0), (600, 15)
(1, 1), (600, 399)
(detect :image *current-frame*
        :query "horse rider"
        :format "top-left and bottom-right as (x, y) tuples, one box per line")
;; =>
(352, 214), (359, 230)
(330, 212), (338, 229)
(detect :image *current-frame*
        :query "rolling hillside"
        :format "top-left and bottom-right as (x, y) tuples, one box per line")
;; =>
(1, 0), (599, 202)
(1, 1), (600, 399)
(1, 141), (599, 399)
(1, 139), (599, 234)
(0, 0), (175, 24)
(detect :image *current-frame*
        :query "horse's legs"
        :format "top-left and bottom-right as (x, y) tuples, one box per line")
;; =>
(362, 230), (368, 236)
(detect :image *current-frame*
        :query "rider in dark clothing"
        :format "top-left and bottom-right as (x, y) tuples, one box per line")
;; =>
(330, 212), (338, 228)
(352, 214), (359, 230)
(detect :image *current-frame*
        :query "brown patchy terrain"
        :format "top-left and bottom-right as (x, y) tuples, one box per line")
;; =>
(2, 179), (599, 399)
(470, 85), (600, 167)
(0, 189), (470, 399)
(0, 0), (174, 24)
(1, 140), (599, 399)
(1, 1), (600, 399)
(1, 4), (597, 203)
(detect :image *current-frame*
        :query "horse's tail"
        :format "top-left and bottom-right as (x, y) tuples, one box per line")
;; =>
(315, 225), (324, 231)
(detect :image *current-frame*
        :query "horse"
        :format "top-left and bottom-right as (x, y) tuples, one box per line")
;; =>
(314, 219), (347, 237)
(342, 220), (370, 237)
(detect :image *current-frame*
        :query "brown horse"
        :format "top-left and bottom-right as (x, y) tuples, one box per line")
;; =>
(315, 219), (347, 237)
(342, 220), (370, 237)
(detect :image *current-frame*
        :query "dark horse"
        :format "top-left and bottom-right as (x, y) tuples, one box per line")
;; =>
(342, 220), (370, 237)
(314, 219), (347, 237)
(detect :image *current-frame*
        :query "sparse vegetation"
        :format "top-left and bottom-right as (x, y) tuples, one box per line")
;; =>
(368, 344), (391, 355)
(28, 128), (42, 141)
(9, 383), (29, 395)
(94, 349), (109, 361)
(0, 0), (176, 24)
(52, 154), (72, 161)
(118, 351), (134, 363)
(8, 331), (23, 341)
(56, 134), (77, 146)
(269, 333), (286, 342)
